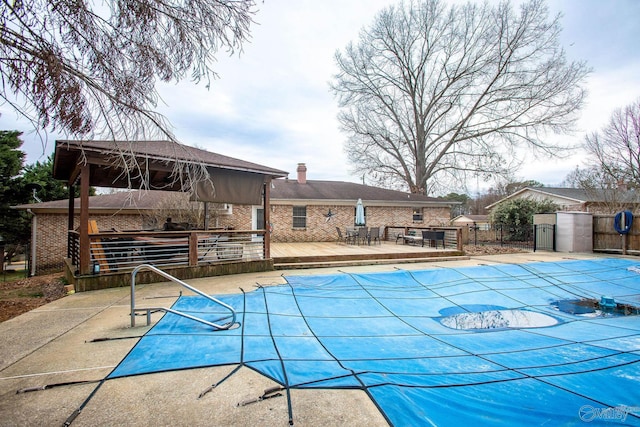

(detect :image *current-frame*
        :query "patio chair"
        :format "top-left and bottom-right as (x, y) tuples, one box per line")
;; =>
(346, 227), (357, 244)
(357, 227), (369, 245)
(336, 227), (353, 245)
(369, 227), (381, 245)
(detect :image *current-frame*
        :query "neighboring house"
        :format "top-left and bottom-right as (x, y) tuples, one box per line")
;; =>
(15, 190), (264, 275)
(16, 163), (459, 274)
(450, 215), (490, 230)
(15, 191), (182, 274)
(450, 215), (491, 245)
(485, 187), (640, 214)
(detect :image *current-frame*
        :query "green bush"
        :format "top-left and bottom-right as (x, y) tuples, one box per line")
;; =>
(490, 198), (559, 241)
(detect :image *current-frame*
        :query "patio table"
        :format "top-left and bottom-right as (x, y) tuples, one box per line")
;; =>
(345, 228), (357, 245)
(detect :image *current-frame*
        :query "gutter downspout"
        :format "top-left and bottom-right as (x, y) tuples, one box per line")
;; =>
(27, 209), (36, 276)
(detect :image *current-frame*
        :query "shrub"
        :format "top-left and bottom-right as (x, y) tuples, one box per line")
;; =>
(490, 198), (559, 240)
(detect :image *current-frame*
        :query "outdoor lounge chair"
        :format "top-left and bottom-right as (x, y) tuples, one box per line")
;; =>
(396, 230), (422, 245)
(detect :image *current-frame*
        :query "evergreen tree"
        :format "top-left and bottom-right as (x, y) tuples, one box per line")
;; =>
(0, 131), (29, 247)
(490, 198), (558, 241)
(22, 154), (92, 201)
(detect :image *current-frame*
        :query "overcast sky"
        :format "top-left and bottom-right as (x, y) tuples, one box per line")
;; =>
(3, 0), (640, 195)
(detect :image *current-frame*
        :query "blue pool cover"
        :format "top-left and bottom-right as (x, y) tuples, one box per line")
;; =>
(110, 258), (640, 425)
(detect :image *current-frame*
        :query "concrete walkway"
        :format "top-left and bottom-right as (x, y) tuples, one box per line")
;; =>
(0, 252), (609, 426)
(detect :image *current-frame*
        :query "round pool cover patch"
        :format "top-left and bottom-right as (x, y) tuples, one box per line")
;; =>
(440, 309), (558, 330)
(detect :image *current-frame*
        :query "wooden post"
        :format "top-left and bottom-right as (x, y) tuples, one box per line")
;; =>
(203, 202), (209, 230)
(79, 164), (91, 274)
(622, 212), (628, 256)
(67, 185), (75, 258)
(264, 180), (271, 259)
(189, 232), (198, 266)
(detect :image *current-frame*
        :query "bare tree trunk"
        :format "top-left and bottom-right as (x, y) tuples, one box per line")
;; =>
(332, 0), (588, 195)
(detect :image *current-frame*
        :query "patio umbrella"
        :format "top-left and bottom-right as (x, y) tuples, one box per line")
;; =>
(355, 198), (366, 226)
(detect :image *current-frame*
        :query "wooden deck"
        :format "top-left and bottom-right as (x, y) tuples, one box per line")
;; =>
(271, 241), (465, 269)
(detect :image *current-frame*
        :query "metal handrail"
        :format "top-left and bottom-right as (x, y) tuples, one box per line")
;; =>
(130, 264), (237, 330)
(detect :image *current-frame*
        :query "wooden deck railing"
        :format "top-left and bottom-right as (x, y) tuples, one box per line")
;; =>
(68, 229), (266, 275)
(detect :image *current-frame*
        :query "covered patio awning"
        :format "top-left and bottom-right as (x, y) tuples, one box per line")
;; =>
(53, 140), (288, 274)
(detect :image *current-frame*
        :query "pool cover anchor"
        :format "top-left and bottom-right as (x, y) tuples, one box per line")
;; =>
(198, 365), (242, 399)
(237, 386), (285, 407)
(16, 379), (102, 394)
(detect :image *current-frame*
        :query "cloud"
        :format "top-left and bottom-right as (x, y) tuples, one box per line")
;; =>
(3, 0), (640, 194)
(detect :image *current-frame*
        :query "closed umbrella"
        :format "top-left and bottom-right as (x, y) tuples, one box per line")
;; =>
(355, 198), (366, 226)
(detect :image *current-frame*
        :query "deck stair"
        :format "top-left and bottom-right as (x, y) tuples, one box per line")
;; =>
(272, 243), (466, 270)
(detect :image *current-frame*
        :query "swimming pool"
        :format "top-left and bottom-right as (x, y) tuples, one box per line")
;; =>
(110, 258), (640, 425)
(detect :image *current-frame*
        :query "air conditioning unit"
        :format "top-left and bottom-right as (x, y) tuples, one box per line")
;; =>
(214, 203), (233, 215)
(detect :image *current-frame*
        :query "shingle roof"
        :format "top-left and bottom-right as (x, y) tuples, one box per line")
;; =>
(532, 187), (639, 203)
(271, 179), (456, 206)
(53, 140), (288, 185)
(486, 186), (640, 210)
(520, 187), (591, 202)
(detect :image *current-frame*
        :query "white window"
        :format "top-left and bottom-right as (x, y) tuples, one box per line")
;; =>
(293, 206), (307, 228)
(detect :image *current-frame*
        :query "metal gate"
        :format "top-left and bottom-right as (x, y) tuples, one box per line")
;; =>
(534, 224), (555, 252)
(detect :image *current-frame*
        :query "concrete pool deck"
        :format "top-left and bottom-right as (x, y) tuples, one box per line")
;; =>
(0, 252), (620, 426)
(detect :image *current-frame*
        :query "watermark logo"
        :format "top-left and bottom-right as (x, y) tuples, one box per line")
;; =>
(579, 405), (640, 423)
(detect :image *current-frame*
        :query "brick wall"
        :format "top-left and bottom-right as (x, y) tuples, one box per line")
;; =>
(218, 205), (253, 230)
(32, 204), (451, 273)
(33, 213), (144, 274)
(269, 204), (451, 242)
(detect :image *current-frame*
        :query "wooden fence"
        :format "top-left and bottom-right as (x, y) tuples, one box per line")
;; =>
(593, 215), (640, 256)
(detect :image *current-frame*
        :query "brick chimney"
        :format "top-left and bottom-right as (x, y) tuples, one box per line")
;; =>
(297, 163), (307, 184)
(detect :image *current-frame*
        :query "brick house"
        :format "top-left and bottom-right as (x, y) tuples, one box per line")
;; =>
(450, 214), (491, 245)
(15, 191), (182, 274)
(16, 164), (457, 274)
(450, 215), (490, 230)
(267, 164), (457, 242)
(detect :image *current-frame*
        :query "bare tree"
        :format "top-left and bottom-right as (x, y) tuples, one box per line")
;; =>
(562, 165), (636, 213)
(331, 0), (589, 195)
(0, 0), (255, 140)
(584, 98), (640, 188)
